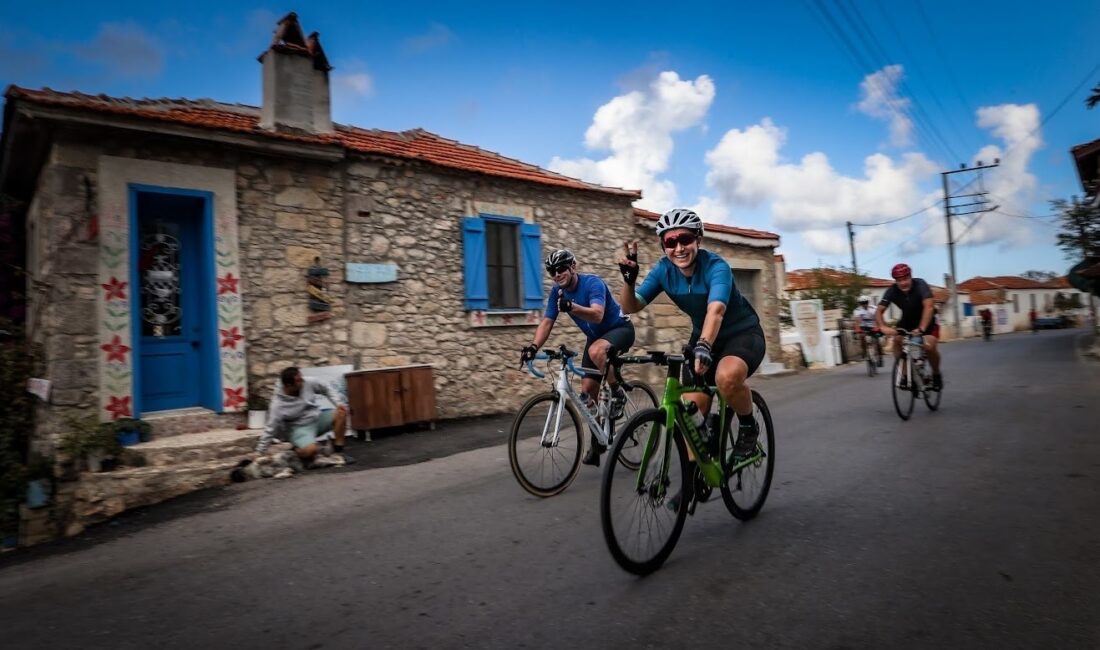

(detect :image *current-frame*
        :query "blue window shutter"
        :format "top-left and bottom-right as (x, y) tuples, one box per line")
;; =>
(462, 217), (489, 310)
(520, 222), (543, 310)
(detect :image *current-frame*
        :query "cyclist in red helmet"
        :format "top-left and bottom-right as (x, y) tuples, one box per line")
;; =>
(875, 263), (943, 390)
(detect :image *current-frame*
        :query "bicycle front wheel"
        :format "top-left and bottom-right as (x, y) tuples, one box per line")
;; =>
(508, 393), (583, 497)
(923, 369), (942, 411)
(891, 356), (914, 421)
(615, 380), (660, 471)
(600, 408), (689, 575)
(720, 390), (775, 521)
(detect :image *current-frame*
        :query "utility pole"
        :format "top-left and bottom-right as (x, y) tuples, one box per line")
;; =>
(941, 160), (999, 337)
(846, 220), (858, 277)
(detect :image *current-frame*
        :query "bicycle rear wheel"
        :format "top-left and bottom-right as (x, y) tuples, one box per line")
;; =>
(720, 390), (775, 521)
(600, 408), (689, 575)
(614, 380), (659, 471)
(891, 356), (914, 421)
(508, 393), (583, 497)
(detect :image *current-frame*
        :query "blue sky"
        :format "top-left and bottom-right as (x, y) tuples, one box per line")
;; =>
(3, 0), (1099, 283)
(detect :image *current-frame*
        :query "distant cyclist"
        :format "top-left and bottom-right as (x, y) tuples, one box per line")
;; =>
(617, 208), (765, 459)
(519, 249), (635, 467)
(875, 263), (943, 390)
(853, 295), (883, 366)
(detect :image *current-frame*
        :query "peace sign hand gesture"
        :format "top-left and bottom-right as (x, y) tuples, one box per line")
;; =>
(617, 240), (640, 286)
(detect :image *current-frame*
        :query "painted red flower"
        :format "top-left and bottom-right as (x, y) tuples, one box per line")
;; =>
(100, 335), (131, 363)
(101, 276), (128, 301)
(220, 326), (243, 350)
(223, 387), (246, 410)
(105, 395), (132, 420)
(217, 272), (239, 295)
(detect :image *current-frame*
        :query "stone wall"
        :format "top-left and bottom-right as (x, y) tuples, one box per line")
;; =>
(339, 156), (638, 417)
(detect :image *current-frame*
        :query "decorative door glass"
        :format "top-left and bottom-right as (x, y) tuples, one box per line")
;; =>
(139, 221), (183, 338)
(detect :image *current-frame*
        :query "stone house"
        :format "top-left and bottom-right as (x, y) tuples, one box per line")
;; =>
(0, 13), (785, 541)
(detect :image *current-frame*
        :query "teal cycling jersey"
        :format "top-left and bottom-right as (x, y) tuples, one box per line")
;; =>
(635, 248), (760, 340)
(545, 273), (629, 340)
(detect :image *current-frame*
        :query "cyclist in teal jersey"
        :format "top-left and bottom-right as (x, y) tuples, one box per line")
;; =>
(519, 249), (636, 466)
(617, 209), (766, 458)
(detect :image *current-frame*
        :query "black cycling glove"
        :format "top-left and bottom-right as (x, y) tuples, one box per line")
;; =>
(618, 251), (639, 286)
(519, 344), (538, 369)
(693, 340), (713, 372)
(557, 295), (573, 313)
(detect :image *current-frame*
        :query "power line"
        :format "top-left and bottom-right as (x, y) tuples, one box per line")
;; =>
(836, 0), (963, 162)
(914, 0), (978, 131)
(851, 202), (939, 227)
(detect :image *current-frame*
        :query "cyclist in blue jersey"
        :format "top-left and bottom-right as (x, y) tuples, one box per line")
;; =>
(617, 208), (766, 458)
(519, 248), (636, 466)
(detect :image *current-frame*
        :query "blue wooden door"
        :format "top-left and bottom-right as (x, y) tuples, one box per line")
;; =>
(136, 192), (206, 412)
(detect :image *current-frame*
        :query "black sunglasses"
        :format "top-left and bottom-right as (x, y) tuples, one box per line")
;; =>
(546, 264), (572, 276)
(662, 232), (698, 249)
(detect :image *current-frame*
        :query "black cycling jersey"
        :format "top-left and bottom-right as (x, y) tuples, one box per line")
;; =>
(879, 278), (936, 331)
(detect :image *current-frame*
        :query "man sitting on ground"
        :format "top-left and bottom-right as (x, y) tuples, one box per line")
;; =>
(254, 366), (356, 466)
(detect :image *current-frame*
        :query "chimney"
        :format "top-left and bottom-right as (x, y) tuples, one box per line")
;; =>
(258, 12), (333, 134)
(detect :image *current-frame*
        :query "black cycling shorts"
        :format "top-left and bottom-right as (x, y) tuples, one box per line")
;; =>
(581, 321), (635, 380)
(689, 324), (767, 385)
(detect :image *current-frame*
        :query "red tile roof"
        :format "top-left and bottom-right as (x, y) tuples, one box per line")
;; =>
(5, 86), (640, 198)
(784, 268), (894, 291)
(632, 207), (780, 241)
(969, 293), (1004, 306)
(958, 276), (1049, 291)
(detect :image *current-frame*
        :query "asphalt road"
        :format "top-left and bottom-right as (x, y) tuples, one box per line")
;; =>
(2, 329), (1098, 649)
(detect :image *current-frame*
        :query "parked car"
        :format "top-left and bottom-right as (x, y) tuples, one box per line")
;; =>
(1034, 315), (1069, 329)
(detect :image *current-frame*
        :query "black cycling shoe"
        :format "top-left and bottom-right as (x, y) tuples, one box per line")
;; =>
(581, 434), (605, 467)
(932, 374), (943, 391)
(609, 385), (627, 419)
(897, 377), (909, 390)
(733, 419), (759, 458)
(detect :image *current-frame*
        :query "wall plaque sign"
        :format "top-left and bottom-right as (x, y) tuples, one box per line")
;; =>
(346, 263), (399, 284)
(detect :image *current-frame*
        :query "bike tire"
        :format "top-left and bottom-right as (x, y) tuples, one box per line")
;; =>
(891, 356), (914, 421)
(720, 390), (776, 521)
(923, 370), (942, 411)
(600, 408), (689, 576)
(615, 380), (660, 471)
(508, 392), (583, 497)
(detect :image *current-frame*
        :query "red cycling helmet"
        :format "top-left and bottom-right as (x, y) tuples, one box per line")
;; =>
(891, 263), (912, 279)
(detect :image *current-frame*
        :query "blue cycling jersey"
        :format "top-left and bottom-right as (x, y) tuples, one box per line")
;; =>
(635, 248), (760, 340)
(545, 273), (629, 340)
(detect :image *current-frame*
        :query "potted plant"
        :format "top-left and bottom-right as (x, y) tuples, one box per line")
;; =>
(110, 417), (152, 446)
(59, 416), (122, 473)
(247, 387), (269, 430)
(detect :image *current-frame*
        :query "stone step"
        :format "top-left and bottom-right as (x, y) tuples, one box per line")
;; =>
(120, 428), (261, 468)
(68, 456), (243, 534)
(140, 408), (248, 438)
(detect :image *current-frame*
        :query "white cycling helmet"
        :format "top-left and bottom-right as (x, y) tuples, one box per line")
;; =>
(654, 208), (704, 236)
(858, 295), (872, 304)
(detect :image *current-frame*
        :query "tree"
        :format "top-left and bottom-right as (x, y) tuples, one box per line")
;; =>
(1021, 270), (1057, 281)
(1088, 82), (1100, 110)
(791, 266), (869, 314)
(1051, 197), (1100, 261)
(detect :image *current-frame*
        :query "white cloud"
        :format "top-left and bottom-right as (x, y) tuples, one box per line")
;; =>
(703, 117), (939, 238)
(333, 59), (374, 98)
(856, 64), (913, 147)
(77, 21), (164, 78)
(403, 23), (455, 53)
(548, 71), (715, 210)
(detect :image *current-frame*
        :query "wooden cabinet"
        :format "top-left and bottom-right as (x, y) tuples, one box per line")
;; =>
(345, 364), (436, 439)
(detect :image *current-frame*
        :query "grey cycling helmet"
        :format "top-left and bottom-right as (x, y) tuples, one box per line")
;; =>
(544, 248), (576, 273)
(654, 208), (704, 236)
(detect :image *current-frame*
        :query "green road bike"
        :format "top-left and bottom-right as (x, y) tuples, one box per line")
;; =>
(599, 349), (775, 575)
(509, 346), (658, 497)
